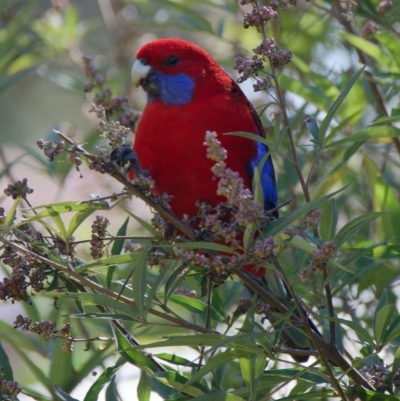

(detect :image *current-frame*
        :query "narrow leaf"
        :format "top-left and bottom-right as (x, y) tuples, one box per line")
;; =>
(137, 371), (152, 401)
(318, 65), (366, 143)
(132, 247), (149, 319)
(83, 358), (125, 401)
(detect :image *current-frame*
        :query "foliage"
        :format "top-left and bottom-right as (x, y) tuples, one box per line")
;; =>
(1, 0), (400, 400)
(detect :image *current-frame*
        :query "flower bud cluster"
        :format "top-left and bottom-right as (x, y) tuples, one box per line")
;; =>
(361, 21), (378, 39)
(0, 366), (21, 400)
(311, 241), (337, 273)
(271, 49), (293, 69)
(253, 236), (276, 258)
(233, 56), (264, 83)
(236, 1), (293, 87)
(204, 132), (266, 228)
(4, 178), (33, 199)
(0, 246), (48, 303)
(255, 300), (271, 323)
(284, 209), (322, 237)
(174, 286), (196, 298)
(377, 0), (392, 15)
(124, 240), (145, 253)
(177, 249), (246, 287)
(235, 297), (253, 315)
(242, 5), (278, 31)
(83, 56), (140, 131)
(52, 235), (76, 256)
(14, 316), (75, 353)
(90, 215), (109, 260)
(359, 360), (391, 391)
(59, 323), (75, 353)
(90, 105), (133, 150)
(37, 138), (82, 168)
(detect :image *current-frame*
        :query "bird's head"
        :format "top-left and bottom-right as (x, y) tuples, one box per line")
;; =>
(131, 38), (226, 106)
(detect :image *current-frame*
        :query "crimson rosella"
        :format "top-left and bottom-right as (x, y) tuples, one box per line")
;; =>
(128, 38), (318, 361)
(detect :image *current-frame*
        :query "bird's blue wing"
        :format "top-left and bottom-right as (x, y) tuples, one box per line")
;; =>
(247, 110), (278, 215)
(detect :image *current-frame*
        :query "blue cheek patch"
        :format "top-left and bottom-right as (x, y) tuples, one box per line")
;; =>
(148, 71), (194, 106)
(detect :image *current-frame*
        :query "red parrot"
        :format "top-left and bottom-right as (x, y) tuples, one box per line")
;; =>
(130, 38), (277, 225)
(128, 38), (318, 360)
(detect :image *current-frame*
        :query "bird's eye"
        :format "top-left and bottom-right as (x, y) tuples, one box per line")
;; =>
(165, 55), (179, 66)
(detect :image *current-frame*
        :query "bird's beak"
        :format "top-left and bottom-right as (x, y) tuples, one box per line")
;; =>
(131, 58), (160, 98)
(131, 58), (151, 87)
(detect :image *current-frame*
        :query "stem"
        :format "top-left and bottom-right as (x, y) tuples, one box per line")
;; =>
(197, 277), (213, 372)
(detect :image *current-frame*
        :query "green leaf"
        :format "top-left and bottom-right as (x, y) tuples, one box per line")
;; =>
(335, 211), (387, 248)
(105, 376), (118, 401)
(76, 253), (143, 271)
(0, 322), (54, 394)
(374, 304), (394, 347)
(279, 74), (331, 111)
(369, 115), (400, 126)
(323, 316), (374, 346)
(320, 199), (337, 241)
(54, 385), (80, 401)
(326, 126), (400, 147)
(0, 342), (13, 381)
(66, 312), (134, 321)
(137, 371), (152, 401)
(83, 358), (125, 401)
(3, 197), (20, 231)
(107, 217), (129, 289)
(146, 265), (168, 314)
(154, 371), (208, 397)
(183, 350), (247, 390)
(382, 315), (400, 345)
(167, 294), (224, 321)
(154, 353), (199, 368)
(189, 393), (246, 401)
(123, 207), (160, 237)
(171, 241), (236, 253)
(351, 385), (400, 401)
(318, 65), (366, 143)
(135, 333), (264, 355)
(66, 206), (103, 238)
(239, 353), (266, 400)
(44, 292), (138, 317)
(114, 326), (160, 373)
(132, 247), (149, 319)
(45, 206), (67, 240)
(164, 262), (190, 301)
(388, 347), (400, 386)
(319, 309), (344, 354)
(338, 32), (400, 73)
